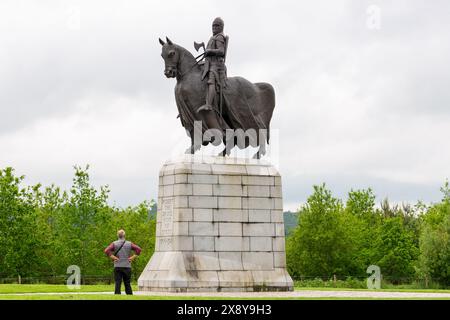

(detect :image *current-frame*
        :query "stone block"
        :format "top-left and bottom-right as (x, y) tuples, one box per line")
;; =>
(215, 237), (250, 252)
(248, 209), (271, 223)
(172, 222), (189, 236)
(163, 185), (174, 197)
(162, 164), (175, 176)
(173, 184), (192, 196)
(145, 252), (164, 271)
(174, 196), (188, 208)
(188, 174), (218, 184)
(275, 223), (285, 237)
(247, 185), (270, 197)
(191, 163), (212, 174)
(213, 184), (243, 197)
(267, 166), (280, 176)
(218, 252), (243, 270)
(186, 271), (219, 288)
(219, 175), (242, 185)
(175, 174), (188, 184)
(189, 222), (219, 236)
(218, 196), (242, 209)
(184, 252), (219, 270)
(193, 236), (215, 251)
(156, 237), (173, 251)
(274, 198), (283, 210)
(162, 174), (175, 185)
(272, 237), (286, 251)
(246, 166), (269, 176)
(188, 196), (217, 209)
(212, 164), (247, 175)
(219, 223), (242, 236)
(243, 197), (273, 210)
(275, 176), (282, 186)
(193, 184), (213, 196)
(242, 176), (274, 186)
(271, 210), (284, 223)
(173, 208), (193, 222)
(242, 252), (274, 270)
(218, 271), (253, 287)
(251, 269), (289, 287)
(193, 208), (213, 221)
(243, 223), (275, 237)
(270, 186), (282, 198)
(174, 163), (192, 174)
(172, 236), (194, 251)
(213, 209), (248, 222)
(250, 237), (273, 251)
(274, 252), (287, 268)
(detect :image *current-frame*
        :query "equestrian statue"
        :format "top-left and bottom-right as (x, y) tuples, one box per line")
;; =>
(159, 17), (275, 159)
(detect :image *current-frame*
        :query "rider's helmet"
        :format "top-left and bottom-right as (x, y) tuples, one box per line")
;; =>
(212, 17), (224, 35)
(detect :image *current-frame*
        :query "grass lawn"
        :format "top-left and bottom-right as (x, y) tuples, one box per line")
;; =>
(0, 284), (449, 300)
(0, 294), (448, 300)
(0, 284), (120, 294)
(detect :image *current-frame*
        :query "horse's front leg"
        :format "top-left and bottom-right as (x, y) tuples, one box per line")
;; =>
(185, 129), (202, 154)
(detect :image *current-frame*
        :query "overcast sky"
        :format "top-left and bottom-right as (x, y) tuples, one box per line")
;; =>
(1, 0), (449, 211)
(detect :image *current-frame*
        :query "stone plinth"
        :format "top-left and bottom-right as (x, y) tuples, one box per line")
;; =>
(138, 155), (294, 292)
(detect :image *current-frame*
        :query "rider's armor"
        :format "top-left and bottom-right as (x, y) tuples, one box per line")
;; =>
(202, 32), (228, 91)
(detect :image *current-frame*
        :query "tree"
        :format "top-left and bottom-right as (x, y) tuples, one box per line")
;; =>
(286, 184), (356, 278)
(0, 167), (41, 277)
(417, 181), (450, 285)
(374, 216), (419, 283)
(345, 188), (381, 276)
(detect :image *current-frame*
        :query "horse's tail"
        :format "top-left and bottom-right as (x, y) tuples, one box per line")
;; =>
(255, 82), (275, 143)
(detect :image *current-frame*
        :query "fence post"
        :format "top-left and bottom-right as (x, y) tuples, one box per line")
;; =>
(18, 274), (21, 284)
(333, 274), (337, 287)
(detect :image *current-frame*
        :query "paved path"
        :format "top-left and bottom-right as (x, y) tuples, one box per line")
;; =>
(1, 290), (450, 299)
(135, 290), (450, 299)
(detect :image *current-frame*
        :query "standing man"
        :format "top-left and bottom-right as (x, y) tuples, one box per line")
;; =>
(104, 229), (142, 295)
(197, 17), (228, 113)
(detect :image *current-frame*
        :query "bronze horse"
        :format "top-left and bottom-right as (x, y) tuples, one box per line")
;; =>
(159, 37), (275, 159)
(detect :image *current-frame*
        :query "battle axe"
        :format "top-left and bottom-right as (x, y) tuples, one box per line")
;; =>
(194, 41), (205, 52)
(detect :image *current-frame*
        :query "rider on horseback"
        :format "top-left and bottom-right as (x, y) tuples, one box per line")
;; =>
(197, 17), (228, 114)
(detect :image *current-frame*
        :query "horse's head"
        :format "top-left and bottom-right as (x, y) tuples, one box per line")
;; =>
(159, 37), (179, 78)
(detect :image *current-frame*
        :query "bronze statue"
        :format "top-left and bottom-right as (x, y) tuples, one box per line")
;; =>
(159, 17), (275, 159)
(197, 17), (228, 114)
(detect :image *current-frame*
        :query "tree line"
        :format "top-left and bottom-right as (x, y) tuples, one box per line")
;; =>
(0, 166), (448, 287)
(286, 183), (450, 287)
(0, 166), (155, 282)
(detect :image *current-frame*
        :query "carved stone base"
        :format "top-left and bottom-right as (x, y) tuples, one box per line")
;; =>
(138, 155), (294, 292)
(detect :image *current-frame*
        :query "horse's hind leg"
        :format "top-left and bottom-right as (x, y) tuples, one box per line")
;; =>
(252, 139), (267, 160)
(217, 137), (232, 157)
(185, 130), (202, 154)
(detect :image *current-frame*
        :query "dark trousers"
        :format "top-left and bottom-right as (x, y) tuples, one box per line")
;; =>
(114, 267), (132, 295)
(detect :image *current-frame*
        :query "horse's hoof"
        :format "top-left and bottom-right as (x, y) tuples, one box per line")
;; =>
(252, 152), (261, 160)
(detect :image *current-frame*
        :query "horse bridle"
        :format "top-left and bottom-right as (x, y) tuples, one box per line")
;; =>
(175, 51), (206, 79)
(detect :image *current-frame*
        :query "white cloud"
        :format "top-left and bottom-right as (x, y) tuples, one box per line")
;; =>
(0, 0), (449, 208)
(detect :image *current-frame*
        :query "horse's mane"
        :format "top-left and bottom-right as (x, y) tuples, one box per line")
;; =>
(174, 44), (200, 73)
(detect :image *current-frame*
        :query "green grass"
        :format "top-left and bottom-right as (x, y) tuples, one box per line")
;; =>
(294, 287), (450, 293)
(0, 284), (121, 294)
(0, 294), (448, 300)
(0, 284), (449, 300)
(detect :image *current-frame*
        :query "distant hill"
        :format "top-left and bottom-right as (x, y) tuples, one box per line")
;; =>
(283, 211), (299, 236)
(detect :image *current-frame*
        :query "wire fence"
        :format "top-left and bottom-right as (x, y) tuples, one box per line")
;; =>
(0, 274), (139, 285)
